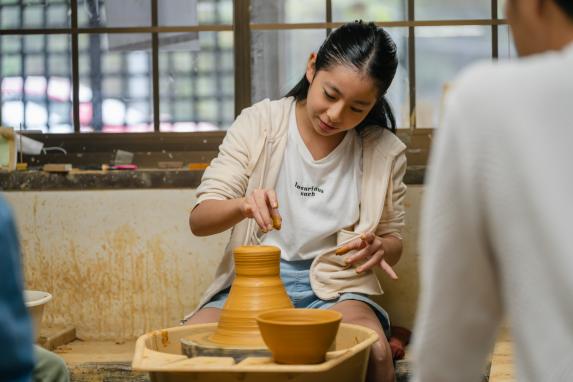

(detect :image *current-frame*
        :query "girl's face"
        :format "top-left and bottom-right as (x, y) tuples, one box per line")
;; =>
(303, 54), (379, 137)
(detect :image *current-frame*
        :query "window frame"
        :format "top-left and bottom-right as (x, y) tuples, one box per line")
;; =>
(0, 0), (506, 159)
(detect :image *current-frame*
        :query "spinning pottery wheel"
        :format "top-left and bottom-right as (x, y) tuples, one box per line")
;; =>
(181, 245), (294, 360)
(135, 246), (378, 381)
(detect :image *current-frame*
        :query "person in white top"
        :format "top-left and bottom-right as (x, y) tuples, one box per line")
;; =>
(412, 0), (573, 381)
(189, 22), (407, 382)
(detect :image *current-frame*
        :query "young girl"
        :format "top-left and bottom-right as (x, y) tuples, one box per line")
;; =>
(186, 21), (406, 382)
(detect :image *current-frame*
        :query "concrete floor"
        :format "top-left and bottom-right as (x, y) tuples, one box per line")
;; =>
(53, 331), (515, 382)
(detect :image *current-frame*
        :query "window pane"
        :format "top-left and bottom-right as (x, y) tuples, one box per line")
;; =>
(159, 0), (232, 25)
(498, 0), (507, 18)
(251, 0), (325, 23)
(0, 4), (20, 29)
(251, 29), (325, 103)
(24, 34), (45, 52)
(47, 2), (68, 26)
(79, 34), (153, 132)
(159, 31), (234, 131)
(2, 34), (21, 53)
(78, 0), (232, 27)
(1, 34), (73, 133)
(416, 26), (491, 128)
(416, 0), (490, 20)
(498, 25), (517, 59)
(77, 0), (151, 28)
(333, 0), (407, 22)
(385, 28), (409, 129)
(1, 0), (70, 30)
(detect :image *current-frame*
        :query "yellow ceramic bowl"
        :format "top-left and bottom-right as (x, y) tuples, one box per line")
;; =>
(256, 309), (342, 364)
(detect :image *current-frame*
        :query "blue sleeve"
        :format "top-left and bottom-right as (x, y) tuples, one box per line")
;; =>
(0, 196), (34, 382)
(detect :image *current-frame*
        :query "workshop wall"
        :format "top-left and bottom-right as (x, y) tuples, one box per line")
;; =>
(5, 186), (422, 340)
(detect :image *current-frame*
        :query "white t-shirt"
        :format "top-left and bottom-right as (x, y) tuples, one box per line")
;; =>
(261, 106), (362, 261)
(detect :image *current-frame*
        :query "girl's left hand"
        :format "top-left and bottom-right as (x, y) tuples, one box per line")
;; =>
(335, 232), (398, 279)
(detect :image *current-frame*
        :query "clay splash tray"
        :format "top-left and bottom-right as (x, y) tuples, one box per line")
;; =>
(132, 323), (378, 382)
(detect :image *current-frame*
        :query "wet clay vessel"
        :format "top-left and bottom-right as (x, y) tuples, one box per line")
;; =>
(210, 245), (294, 346)
(181, 245), (293, 359)
(257, 309), (342, 364)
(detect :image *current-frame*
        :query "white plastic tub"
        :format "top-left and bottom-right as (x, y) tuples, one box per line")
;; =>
(24, 290), (52, 340)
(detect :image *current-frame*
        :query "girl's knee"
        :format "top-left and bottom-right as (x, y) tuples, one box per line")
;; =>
(370, 337), (392, 364)
(334, 300), (378, 324)
(341, 309), (372, 324)
(369, 340), (395, 381)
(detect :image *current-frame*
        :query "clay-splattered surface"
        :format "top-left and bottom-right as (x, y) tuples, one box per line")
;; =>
(5, 190), (229, 341)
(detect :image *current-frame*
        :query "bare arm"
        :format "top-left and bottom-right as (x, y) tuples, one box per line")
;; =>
(189, 198), (245, 237)
(190, 189), (282, 237)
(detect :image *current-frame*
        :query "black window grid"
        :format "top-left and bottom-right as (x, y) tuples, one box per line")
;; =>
(0, 0), (505, 135)
(0, 0), (232, 133)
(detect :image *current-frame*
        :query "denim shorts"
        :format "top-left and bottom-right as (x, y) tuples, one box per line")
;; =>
(202, 258), (391, 337)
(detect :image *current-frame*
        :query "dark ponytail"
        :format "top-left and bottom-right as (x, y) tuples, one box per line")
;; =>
(286, 21), (398, 134)
(555, 0), (573, 20)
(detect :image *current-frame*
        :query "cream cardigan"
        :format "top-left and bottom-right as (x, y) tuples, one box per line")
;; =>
(184, 97), (407, 321)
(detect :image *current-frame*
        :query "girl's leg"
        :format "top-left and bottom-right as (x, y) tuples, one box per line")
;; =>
(330, 300), (395, 382)
(184, 307), (221, 325)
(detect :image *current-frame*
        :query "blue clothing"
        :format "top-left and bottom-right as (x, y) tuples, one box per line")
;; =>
(0, 196), (34, 382)
(203, 258), (391, 338)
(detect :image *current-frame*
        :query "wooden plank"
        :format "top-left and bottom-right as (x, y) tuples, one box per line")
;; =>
(43, 163), (73, 173)
(490, 327), (515, 382)
(38, 326), (76, 351)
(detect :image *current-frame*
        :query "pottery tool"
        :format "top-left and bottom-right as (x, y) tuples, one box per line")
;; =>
(101, 164), (138, 171)
(42, 163), (72, 173)
(158, 161), (183, 169)
(188, 162), (209, 171)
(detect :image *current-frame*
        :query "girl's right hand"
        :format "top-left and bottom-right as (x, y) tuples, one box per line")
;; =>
(239, 188), (282, 233)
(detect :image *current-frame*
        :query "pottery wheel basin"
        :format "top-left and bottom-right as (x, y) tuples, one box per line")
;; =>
(132, 322), (378, 382)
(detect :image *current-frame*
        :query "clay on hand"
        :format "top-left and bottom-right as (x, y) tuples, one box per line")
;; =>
(240, 188), (282, 233)
(335, 233), (398, 279)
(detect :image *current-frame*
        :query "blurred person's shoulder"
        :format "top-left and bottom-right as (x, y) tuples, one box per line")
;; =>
(451, 44), (573, 110)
